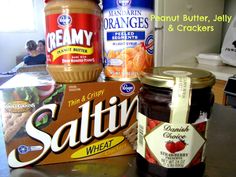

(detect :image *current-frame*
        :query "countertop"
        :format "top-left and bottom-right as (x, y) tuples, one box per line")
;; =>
(1, 104), (236, 177)
(0, 74), (14, 86)
(173, 58), (236, 81)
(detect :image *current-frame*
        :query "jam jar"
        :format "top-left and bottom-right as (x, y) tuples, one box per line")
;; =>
(136, 67), (215, 177)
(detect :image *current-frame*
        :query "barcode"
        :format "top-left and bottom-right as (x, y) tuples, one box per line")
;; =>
(138, 124), (144, 146)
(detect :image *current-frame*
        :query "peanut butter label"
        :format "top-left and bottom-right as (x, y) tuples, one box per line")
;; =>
(45, 13), (101, 65)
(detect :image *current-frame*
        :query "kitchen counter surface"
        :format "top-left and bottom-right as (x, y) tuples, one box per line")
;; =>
(173, 58), (236, 81)
(1, 104), (236, 177)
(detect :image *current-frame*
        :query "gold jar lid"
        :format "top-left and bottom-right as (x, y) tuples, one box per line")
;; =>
(139, 67), (216, 89)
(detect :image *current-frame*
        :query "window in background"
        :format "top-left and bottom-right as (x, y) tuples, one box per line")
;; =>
(0, 0), (35, 32)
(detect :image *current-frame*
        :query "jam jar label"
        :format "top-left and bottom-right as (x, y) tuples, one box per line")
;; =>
(137, 113), (208, 168)
(45, 13), (101, 65)
(170, 76), (191, 124)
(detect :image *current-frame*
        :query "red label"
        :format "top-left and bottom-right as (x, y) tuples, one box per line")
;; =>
(137, 114), (208, 168)
(45, 13), (101, 65)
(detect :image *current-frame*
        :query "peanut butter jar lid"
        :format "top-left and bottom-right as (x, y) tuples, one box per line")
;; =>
(139, 67), (216, 89)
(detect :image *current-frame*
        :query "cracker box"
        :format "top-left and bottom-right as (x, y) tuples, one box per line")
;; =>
(0, 72), (141, 168)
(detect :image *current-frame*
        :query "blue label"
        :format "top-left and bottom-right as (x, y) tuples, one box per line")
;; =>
(57, 14), (72, 27)
(18, 145), (29, 154)
(104, 57), (108, 65)
(120, 83), (135, 94)
(145, 34), (154, 55)
(107, 31), (145, 41)
(103, 16), (149, 30)
(116, 0), (131, 7)
(103, 0), (154, 10)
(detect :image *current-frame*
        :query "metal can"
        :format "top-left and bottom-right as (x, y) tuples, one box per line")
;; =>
(103, 0), (154, 81)
(136, 67), (215, 177)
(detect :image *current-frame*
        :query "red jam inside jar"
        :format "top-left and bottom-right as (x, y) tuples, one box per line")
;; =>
(136, 67), (215, 177)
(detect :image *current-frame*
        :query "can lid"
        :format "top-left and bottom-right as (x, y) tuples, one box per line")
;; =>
(139, 67), (216, 89)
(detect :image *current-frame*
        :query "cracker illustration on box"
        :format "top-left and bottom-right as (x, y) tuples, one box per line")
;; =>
(2, 110), (32, 143)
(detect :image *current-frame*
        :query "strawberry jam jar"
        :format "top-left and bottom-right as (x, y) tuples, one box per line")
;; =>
(136, 67), (215, 177)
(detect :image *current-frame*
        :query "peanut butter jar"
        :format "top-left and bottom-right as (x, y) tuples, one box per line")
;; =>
(44, 0), (102, 83)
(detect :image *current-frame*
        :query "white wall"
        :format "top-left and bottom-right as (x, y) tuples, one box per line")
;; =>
(222, 0), (236, 39)
(0, 0), (235, 72)
(156, 0), (224, 66)
(0, 0), (45, 72)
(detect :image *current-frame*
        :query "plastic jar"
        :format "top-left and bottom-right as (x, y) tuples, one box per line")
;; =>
(136, 67), (215, 177)
(44, 0), (102, 83)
